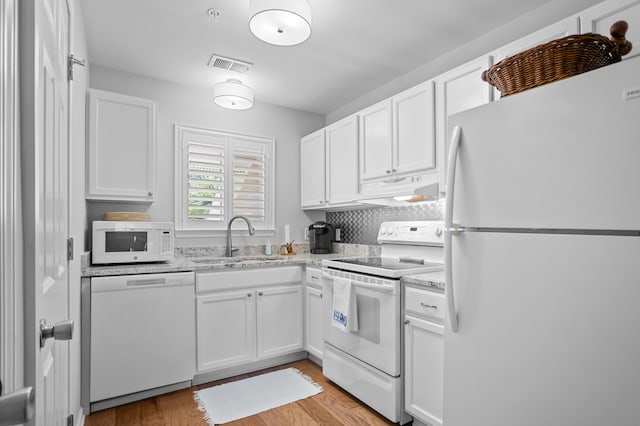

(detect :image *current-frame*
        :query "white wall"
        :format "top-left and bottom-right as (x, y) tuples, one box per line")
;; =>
(325, 0), (603, 124)
(87, 65), (325, 247)
(69, 0), (88, 422)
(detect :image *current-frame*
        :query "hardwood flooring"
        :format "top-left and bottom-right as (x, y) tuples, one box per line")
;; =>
(84, 359), (397, 425)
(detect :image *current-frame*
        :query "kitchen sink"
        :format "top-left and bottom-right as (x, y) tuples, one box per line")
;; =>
(188, 255), (285, 264)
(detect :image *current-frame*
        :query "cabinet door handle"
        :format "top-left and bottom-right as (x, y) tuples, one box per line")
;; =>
(258, 291), (263, 296)
(247, 293), (252, 298)
(420, 303), (438, 309)
(404, 320), (410, 325)
(148, 191), (153, 196)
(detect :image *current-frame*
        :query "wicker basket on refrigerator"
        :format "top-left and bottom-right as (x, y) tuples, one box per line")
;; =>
(482, 20), (632, 97)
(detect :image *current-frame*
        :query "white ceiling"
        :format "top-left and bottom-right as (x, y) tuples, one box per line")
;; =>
(81, 0), (556, 115)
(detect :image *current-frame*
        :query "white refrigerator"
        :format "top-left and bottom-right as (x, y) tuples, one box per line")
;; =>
(443, 56), (640, 426)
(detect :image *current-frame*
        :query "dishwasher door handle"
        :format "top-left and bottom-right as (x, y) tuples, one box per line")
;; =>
(126, 278), (166, 287)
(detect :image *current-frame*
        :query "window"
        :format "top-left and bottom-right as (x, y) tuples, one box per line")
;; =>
(175, 124), (275, 234)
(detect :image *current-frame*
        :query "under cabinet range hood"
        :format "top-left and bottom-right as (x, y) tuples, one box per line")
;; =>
(357, 173), (440, 207)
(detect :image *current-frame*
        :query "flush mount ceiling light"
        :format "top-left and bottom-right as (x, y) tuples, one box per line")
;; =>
(249, 0), (312, 46)
(213, 79), (254, 110)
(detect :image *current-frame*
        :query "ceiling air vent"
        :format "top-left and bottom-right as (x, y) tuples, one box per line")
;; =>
(208, 54), (253, 73)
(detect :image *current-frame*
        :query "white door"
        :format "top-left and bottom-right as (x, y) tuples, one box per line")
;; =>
(445, 231), (640, 426)
(22, 0), (72, 424)
(304, 285), (323, 359)
(359, 99), (393, 180)
(326, 115), (359, 205)
(404, 315), (444, 426)
(393, 81), (436, 175)
(448, 58), (640, 230)
(196, 290), (256, 372)
(300, 129), (326, 208)
(256, 285), (303, 358)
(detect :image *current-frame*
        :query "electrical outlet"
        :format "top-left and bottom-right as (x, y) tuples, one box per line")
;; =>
(303, 227), (309, 241)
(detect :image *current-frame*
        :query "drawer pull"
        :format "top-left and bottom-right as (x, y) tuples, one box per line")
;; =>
(420, 303), (438, 309)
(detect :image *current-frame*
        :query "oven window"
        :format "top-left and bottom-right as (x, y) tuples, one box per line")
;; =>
(354, 294), (380, 344)
(105, 232), (148, 252)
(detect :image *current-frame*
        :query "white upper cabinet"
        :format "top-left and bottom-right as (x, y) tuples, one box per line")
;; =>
(490, 16), (580, 100)
(300, 128), (326, 209)
(393, 81), (436, 175)
(435, 55), (493, 193)
(358, 98), (393, 181)
(326, 115), (359, 205)
(359, 81), (437, 194)
(580, 0), (640, 60)
(86, 89), (156, 203)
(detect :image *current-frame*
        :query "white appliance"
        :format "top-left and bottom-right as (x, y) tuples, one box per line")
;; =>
(322, 221), (445, 424)
(444, 57), (640, 426)
(82, 272), (195, 412)
(92, 221), (174, 264)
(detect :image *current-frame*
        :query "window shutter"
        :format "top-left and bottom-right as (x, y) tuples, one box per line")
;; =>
(232, 144), (266, 225)
(187, 142), (225, 222)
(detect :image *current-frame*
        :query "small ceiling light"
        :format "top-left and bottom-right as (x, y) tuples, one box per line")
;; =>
(213, 79), (254, 110)
(249, 0), (312, 46)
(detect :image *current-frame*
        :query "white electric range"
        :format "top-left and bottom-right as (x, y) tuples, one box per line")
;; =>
(321, 221), (445, 424)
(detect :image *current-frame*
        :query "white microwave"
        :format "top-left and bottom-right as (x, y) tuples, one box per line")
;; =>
(92, 221), (174, 265)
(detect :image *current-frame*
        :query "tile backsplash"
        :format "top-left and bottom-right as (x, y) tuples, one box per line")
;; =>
(326, 201), (445, 245)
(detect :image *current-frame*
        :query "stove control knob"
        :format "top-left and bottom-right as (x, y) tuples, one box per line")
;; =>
(380, 227), (387, 235)
(388, 227), (395, 235)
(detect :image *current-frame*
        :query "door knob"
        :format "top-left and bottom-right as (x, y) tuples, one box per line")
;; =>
(0, 386), (34, 426)
(40, 319), (74, 348)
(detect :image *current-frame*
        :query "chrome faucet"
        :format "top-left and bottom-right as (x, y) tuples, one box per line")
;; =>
(226, 215), (256, 257)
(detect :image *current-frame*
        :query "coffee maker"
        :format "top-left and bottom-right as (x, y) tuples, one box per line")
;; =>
(308, 221), (335, 254)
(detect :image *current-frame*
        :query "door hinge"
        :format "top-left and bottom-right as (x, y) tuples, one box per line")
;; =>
(68, 54), (86, 81)
(67, 237), (74, 261)
(67, 414), (74, 426)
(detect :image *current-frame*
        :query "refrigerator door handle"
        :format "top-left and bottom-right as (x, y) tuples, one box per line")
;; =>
(445, 125), (462, 333)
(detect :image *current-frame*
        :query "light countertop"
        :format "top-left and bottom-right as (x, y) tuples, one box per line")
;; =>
(81, 252), (345, 277)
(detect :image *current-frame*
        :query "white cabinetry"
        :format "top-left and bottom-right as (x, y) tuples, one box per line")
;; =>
(195, 267), (304, 373)
(304, 267), (323, 360)
(580, 0), (640, 60)
(404, 285), (445, 426)
(326, 115), (359, 205)
(196, 290), (255, 372)
(257, 285), (304, 358)
(435, 56), (493, 193)
(393, 82), (436, 175)
(300, 129), (326, 209)
(359, 99), (393, 181)
(359, 81), (436, 196)
(86, 89), (156, 202)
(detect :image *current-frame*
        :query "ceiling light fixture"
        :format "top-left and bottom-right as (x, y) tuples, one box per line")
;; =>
(249, 0), (312, 46)
(213, 79), (254, 110)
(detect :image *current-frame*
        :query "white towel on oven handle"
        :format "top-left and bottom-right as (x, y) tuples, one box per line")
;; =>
(331, 277), (358, 332)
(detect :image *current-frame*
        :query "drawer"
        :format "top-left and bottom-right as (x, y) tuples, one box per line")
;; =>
(405, 286), (445, 321)
(197, 266), (302, 293)
(305, 267), (322, 289)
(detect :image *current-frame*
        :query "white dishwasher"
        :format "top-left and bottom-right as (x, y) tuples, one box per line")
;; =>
(88, 272), (195, 410)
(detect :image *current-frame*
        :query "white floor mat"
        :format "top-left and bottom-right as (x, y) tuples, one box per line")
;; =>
(194, 367), (323, 425)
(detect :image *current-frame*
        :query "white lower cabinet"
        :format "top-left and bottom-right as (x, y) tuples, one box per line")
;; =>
(257, 285), (304, 358)
(404, 286), (445, 426)
(196, 267), (304, 373)
(196, 290), (256, 372)
(304, 267), (324, 360)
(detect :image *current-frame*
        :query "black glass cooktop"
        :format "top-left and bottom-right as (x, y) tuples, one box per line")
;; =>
(331, 257), (442, 271)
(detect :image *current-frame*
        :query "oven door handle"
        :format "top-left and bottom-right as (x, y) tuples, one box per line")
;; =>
(322, 272), (395, 293)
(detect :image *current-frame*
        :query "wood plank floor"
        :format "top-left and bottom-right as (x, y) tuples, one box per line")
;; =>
(85, 359), (399, 425)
